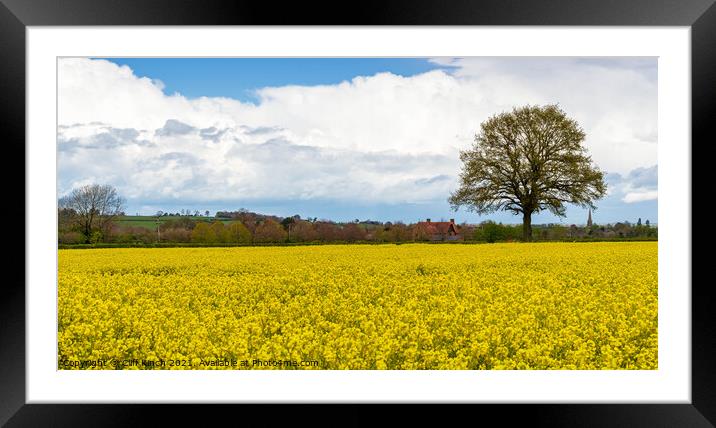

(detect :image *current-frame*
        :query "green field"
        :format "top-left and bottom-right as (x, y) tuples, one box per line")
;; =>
(117, 216), (233, 230)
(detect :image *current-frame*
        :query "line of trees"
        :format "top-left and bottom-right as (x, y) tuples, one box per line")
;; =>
(155, 210), (210, 217)
(60, 208), (657, 246)
(474, 220), (657, 243)
(78, 218), (411, 245)
(57, 184), (656, 246)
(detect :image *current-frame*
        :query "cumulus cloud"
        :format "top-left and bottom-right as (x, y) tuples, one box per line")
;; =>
(58, 57), (657, 215)
(156, 119), (195, 136)
(603, 165), (657, 203)
(624, 165), (658, 188)
(58, 122), (457, 205)
(623, 190), (658, 203)
(429, 57), (658, 173)
(621, 166), (658, 203)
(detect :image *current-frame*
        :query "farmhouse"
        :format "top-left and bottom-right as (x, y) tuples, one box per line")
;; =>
(414, 218), (463, 242)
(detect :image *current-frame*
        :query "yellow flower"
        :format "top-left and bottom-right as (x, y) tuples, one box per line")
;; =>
(58, 243), (657, 370)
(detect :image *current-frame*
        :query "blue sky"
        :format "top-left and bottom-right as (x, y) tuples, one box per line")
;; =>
(105, 58), (445, 103)
(59, 57), (658, 225)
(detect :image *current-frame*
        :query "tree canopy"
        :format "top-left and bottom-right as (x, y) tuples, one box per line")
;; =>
(449, 104), (606, 241)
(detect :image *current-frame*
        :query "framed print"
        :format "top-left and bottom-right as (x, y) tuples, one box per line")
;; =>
(3, 0), (714, 425)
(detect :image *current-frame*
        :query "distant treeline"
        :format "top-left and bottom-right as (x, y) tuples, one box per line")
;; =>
(58, 207), (657, 246)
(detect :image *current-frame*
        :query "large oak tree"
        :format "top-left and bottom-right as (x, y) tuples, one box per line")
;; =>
(449, 105), (606, 241)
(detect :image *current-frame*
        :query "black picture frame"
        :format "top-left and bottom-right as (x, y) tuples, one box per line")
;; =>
(3, 0), (713, 425)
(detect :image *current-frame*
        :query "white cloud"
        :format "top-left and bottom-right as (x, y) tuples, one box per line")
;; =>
(605, 165), (658, 203)
(428, 57), (658, 174)
(58, 58), (657, 210)
(623, 190), (658, 203)
(58, 121), (457, 205)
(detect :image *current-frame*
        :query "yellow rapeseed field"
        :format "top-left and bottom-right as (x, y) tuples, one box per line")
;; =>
(58, 243), (657, 370)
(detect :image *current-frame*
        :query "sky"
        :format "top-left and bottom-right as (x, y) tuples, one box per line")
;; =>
(57, 57), (658, 225)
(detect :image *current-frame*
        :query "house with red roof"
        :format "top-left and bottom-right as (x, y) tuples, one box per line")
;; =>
(413, 218), (463, 242)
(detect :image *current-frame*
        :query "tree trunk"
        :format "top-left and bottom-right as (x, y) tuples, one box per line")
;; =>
(522, 211), (533, 242)
(84, 221), (92, 244)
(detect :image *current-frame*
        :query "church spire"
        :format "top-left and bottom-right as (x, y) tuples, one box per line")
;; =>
(587, 209), (593, 227)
